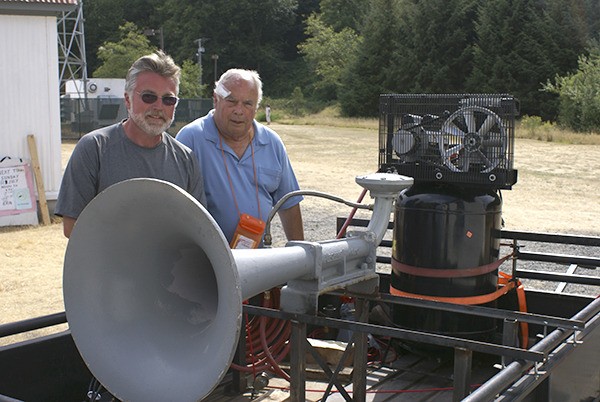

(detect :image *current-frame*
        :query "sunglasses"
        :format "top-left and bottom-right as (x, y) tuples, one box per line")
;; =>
(136, 91), (179, 106)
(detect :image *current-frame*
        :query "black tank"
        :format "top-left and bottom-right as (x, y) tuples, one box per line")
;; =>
(391, 182), (503, 341)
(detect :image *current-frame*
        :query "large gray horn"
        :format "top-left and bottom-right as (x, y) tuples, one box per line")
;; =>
(63, 175), (412, 402)
(64, 179), (241, 402)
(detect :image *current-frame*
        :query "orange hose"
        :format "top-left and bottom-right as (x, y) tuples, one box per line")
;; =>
(231, 289), (292, 379)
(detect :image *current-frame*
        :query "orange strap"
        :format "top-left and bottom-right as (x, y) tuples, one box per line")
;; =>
(389, 269), (529, 348)
(390, 281), (516, 305)
(392, 254), (513, 278)
(499, 272), (529, 348)
(389, 254), (516, 305)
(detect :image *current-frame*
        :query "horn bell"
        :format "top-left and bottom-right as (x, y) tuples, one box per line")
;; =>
(63, 178), (241, 402)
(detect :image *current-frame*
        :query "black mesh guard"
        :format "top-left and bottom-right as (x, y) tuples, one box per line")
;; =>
(378, 94), (518, 190)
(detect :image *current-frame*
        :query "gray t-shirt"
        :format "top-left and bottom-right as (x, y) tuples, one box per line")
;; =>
(55, 122), (206, 219)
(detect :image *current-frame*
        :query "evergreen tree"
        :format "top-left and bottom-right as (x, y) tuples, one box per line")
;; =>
(534, 0), (596, 118)
(339, 0), (403, 116)
(82, 0), (127, 74)
(583, 0), (600, 40)
(156, 0), (299, 96)
(79, 0), (600, 119)
(468, 0), (560, 118)
(544, 0), (589, 71)
(389, 0), (478, 93)
(319, 0), (366, 32)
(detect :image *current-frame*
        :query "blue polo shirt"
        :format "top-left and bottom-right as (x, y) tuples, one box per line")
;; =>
(176, 110), (302, 243)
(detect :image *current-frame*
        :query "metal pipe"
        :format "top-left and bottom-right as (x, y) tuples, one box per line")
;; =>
(515, 251), (600, 267)
(234, 236), (371, 301)
(243, 305), (544, 362)
(0, 312), (66, 338)
(500, 230), (600, 246)
(330, 290), (585, 330)
(495, 311), (600, 400)
(463, 296), (600, 401)
(515, 268), (600, 286)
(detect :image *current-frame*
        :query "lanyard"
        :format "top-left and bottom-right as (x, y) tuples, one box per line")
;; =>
(219, 133), (262, 220)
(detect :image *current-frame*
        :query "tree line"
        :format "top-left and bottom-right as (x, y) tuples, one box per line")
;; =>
(81, 0), (600, 128)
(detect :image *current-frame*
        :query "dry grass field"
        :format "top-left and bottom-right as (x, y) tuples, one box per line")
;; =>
(1, 121), (600, 345)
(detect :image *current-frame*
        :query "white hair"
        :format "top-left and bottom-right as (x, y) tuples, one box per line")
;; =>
(214, 68), (263, 109)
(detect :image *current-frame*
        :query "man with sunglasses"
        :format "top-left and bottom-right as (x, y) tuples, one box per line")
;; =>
(55, 51), (206, 238)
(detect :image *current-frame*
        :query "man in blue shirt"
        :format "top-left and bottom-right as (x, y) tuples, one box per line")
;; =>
(176, 69), (303, 246)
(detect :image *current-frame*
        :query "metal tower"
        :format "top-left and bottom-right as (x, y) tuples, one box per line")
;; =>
(57, 0), (88, 96)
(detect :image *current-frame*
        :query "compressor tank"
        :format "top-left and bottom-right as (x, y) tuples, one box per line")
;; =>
(391, 182), (503, 341)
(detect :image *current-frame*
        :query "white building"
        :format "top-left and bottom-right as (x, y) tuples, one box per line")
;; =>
(65, 78), (126, 99)
(0, 0), (78, 225)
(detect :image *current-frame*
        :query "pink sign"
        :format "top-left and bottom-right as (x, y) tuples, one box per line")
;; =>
(0, 162), (37, 217)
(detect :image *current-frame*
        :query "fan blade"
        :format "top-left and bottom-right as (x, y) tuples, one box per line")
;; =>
(478, 114), (496, 136)
(443, 144), (463, 158)
(460, 151), (471, 171)
(481, 137), (504, 147)
(464, 110), (476, 133)
(444, 121), (466, 139)
(477, 149), (494, 168)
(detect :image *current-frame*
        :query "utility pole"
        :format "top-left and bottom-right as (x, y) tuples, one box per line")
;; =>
(195, 38), (208, 89)
(144, 27), (164, 50)
(211, 54), (219, 85)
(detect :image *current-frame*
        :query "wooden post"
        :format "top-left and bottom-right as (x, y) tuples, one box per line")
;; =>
(27, 134), (51, 225)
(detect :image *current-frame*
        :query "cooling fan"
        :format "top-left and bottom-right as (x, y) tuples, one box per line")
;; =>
(439, 105), (506, 173)
(379, 93), (517, 189)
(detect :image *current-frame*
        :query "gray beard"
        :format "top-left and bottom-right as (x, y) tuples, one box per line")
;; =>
(128, 109), (173, 137)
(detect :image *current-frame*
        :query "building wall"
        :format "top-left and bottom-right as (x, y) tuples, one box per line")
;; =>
(0, 13), (63, 201)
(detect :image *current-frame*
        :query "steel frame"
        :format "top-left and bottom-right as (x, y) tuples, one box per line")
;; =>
(1, 226), (598, 401)
(241, 291), (598, 401)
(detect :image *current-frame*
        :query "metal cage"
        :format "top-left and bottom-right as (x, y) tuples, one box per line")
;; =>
(379, 94), (518, 189)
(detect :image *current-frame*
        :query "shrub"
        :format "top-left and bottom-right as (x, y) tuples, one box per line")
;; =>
(543, 50), (600, 133)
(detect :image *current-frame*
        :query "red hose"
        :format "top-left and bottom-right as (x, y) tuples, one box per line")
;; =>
(336, 188), (368, 239)
(230, 289), (291, 381)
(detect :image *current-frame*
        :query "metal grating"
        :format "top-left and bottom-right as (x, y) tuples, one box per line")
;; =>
(379, 94), (518, 189)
